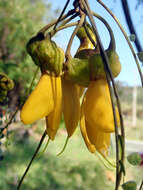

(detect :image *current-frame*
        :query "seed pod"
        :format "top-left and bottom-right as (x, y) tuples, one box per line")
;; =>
(26, 33), (64, 76)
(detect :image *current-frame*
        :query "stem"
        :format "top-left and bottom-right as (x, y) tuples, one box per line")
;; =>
(3, 67), (39, 132)
(81, 0), (124, 189)
(27, 67), (39, 96)
(57, 136), (69, 156)
(50, 22), (78, 37)
(65, 14), (85, 59)
(139, 180), (143, 190)
(97, 0), (143, 87)
(92, 13), (115, 51)
(17, 131), (47, 190)
(53, 0), (71, 30)
(50, 12), (79, 37)
(39, 9), (75, 34)
(121, 0), (142, 52)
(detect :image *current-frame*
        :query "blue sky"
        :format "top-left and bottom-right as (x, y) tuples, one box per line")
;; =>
(48, 0), (143, 86)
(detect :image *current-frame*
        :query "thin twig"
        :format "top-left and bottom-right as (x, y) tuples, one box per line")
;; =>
(50, 13), (79, 37)
(93, 10), (125, 181)
(53, 0), (71, 30)
(121, 0), (142, 52)
(39, 9), (75, 34)
(81, 0), (124, 189)
(17, 131), (47, 190)
(3, 67), (39, 132)
(50, 22), (78, 37)
(139, 180), (143, 190)
(97, 0), (143, 87)
(27, 67), (39, 95)
(65, 14), (85, 59)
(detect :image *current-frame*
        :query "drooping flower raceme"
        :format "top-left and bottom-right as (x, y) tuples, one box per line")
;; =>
(80, 79), (120, 156)
(20, 21), (121, 158)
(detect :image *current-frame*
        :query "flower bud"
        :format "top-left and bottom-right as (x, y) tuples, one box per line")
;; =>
(26, 33), (64, 76)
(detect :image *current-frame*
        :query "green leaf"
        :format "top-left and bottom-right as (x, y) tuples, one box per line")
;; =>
(127, 152), (142, 166)
(122, 181), (137, 190)
(137, 52), (143, 62)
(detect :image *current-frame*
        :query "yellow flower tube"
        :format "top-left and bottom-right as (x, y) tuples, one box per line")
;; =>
(46, 76), (62, 140)
(80, 104), (96, 153)
(62, 78), (81, 137)
(83, 79), (120, 133)
(20, 74), (55, 124)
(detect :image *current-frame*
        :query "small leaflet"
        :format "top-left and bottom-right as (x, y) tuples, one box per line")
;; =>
(129, 34), (136, 42)
(137, 52), (143, 62)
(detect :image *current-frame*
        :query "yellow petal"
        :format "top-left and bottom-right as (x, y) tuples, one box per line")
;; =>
(85, 119), (110, 156)
(62, 78), (80, 137)
(20, 74), (54, 124)
(80, 99), (96, 153)
(84, 79), (120, 133)
(46, 76), (62, 140)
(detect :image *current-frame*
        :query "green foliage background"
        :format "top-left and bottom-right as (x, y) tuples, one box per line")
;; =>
(0, 0), (58, 100)
(0, 129), (114, 190)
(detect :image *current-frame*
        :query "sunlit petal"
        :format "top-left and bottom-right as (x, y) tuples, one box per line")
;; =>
(62, 78), (81, 137)
(84, 79), (120, 133)
(20, 74), (54, 124)
(46, 76), (62, 140)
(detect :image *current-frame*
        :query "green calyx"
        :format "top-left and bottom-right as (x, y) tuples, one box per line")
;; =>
(66, 58), (90, 87)
(26, 33), (64, 76)
(67, 15), (121, 86)
(89, 50), (121, 80)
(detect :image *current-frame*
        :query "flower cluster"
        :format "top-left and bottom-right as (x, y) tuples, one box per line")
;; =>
(20, 20), (121, 157)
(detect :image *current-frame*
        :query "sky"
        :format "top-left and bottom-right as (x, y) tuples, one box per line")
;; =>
(48, 0), (143, 86)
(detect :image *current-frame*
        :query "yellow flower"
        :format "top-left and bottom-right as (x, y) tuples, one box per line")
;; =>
(20, 74), (81, 141)
(80, 79), (120, 156)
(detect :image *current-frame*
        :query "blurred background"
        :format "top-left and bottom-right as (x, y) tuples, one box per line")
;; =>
(0, 0), (143, 189)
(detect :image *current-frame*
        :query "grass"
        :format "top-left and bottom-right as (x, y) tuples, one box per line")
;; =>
(0, 124), (115, 190)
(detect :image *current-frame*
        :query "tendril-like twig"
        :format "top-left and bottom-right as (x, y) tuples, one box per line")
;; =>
(139, 180), (143, 190)
(65, 14), (85, 60)
(50, 13), (79, 37)
(53, 0), (71, 30)
(39, 9), (75, 34)
(2, 67), (39, 132)
(50, 22), (78, 38)
(97, 0), (143, 87)
(81, 0), (125, 189)
(17, 130), (47, 190)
